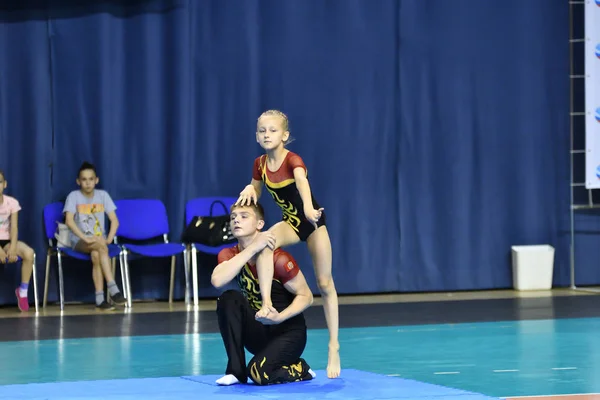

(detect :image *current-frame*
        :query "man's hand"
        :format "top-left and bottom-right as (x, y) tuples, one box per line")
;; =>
(251, 232), (276, 253)
(256, 307), (283, 325)
(255, 303), (277, 319)
(0, 248), (7, 264)
(6, 246), (18, 263)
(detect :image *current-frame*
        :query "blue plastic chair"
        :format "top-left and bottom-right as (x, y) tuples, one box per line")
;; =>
(3, 254), (39, 313)
(114, 199), (188, 308)
(184, 196), (237, 306)
(42, 202), (123, 310)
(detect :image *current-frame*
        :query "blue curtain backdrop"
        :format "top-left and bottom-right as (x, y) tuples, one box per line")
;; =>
(0, 11), (54, 303)
(397, 0), (572, 291)
(0, 0), (587, 307)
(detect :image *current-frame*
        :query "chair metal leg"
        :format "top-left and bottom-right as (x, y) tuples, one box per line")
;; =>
(169, 256), (176, 304)
(57, 251), (65, 311)
(183, 247), (190, 305)
(32, 252), (39, 313)
(123, 251), (132, 308)
(43, 251), (51, 308)
(119, 251), (128, 300)
(107, 258), (117, 303)
(191, 246), (199, 307)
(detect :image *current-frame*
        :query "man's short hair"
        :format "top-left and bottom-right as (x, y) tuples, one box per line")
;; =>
(78, 161), (97, 177)
(230, 202), (265, 221)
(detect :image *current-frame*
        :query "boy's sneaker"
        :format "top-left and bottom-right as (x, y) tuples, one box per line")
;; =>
(110, 292), (126, 306)
(15, 288), (29, 312)
(96, 301), (115, 311)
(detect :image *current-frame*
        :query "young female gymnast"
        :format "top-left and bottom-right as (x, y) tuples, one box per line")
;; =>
(236, 110), (340, 378)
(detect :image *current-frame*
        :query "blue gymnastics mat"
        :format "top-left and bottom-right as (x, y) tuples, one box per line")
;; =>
(0, 369), (500, 400)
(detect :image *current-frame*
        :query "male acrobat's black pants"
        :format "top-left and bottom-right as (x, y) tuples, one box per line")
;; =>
(216, 290), (313, 385)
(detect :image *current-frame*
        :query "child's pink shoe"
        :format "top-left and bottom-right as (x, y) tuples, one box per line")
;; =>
(15, 288), (29, 312)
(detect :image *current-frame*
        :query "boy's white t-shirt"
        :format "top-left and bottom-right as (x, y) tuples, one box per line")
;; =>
(63, 189), (116, 247)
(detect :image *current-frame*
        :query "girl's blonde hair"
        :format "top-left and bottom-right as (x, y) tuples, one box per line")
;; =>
(257, 109), (295, 145)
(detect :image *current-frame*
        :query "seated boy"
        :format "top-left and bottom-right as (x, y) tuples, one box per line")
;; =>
(211, 202), (316, 386)
(63, 162), (125, 310)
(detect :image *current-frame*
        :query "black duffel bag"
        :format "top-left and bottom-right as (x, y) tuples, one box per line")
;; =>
(181, 200), (236, 247)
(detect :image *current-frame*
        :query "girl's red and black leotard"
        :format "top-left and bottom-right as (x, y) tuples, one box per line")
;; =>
(252, 151), (326, 241)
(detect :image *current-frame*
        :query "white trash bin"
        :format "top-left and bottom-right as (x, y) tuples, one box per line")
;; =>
(511, 245), (555, 291)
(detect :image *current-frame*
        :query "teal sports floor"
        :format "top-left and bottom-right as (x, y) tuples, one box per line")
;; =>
(0, 293), (599, 399)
